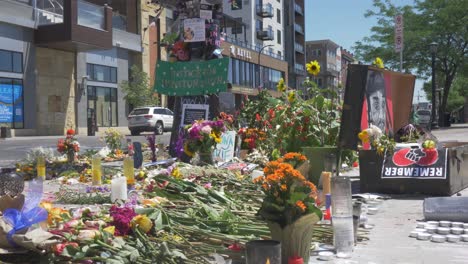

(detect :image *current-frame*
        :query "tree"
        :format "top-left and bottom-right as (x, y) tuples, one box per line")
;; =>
(120, 65), (159, 109)
(353, 0), (468, 116)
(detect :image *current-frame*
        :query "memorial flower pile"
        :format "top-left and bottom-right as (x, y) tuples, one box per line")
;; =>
(253, 153), (321, 227)
(238, 127), (267, 150)
(57, 129), (80, 156)
(183, 120), (226, 157)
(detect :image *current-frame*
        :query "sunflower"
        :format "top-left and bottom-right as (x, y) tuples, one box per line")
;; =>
(287, 91), (296, 103)
(183, 144), (194, 157)
(276, 78), (286, 92)
(306, 60), (320, 76)
(131, 215), (153, 233)
(373, 57), (384, 69)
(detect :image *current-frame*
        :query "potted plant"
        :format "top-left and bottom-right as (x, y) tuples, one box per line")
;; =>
(253, 152), (322, 264)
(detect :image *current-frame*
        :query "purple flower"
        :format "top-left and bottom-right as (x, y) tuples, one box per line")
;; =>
(109, 205), (136, 236)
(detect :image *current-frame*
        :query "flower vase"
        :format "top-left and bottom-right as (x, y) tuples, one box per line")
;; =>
(267, 213), (320, 264)
(67, 151), (76, 163)
(197, 152), (214, 166)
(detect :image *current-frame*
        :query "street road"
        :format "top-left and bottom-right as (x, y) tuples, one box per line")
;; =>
(0, 132), (171, 167)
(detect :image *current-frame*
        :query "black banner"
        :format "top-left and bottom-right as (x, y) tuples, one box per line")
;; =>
(381, 147), (448, 179)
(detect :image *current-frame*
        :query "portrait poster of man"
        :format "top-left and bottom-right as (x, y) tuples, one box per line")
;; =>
(339, 65), (415, 150)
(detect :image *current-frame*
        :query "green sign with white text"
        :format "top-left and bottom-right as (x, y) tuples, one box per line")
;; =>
(154, 58), (229, 96)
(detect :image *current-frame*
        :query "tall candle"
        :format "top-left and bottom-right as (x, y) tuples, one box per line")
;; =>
(322, 171), (332, 194)
(92, 155), (102, 185)
(123, 156), (135, 185)
(111, 177), (128, 203)
(37, 155), (46, 181)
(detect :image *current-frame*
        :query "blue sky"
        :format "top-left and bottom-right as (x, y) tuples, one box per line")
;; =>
(304, 0), (428, 102)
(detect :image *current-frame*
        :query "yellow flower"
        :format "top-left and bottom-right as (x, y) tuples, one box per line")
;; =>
(377, 146), (385, 155)
(171, 167), (182, 180)
(131, 215), (153, 233)
(210, 131), (222, 143)
(358, 130), (369, 143)
(103, 226), (115, 235)
(184, 144), (194, 157)
(306, 60), (321, 76)
(276, 78), (286, 92)
(287, 91), (296, 103)
(373, 57), (384, 69)
(40, 202), (71, 226)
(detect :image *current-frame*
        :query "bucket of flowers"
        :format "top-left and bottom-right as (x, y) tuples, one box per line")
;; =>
(57, 129), (80, 163)
(183, 120), (226, 166)
(253, 152), (321, 264)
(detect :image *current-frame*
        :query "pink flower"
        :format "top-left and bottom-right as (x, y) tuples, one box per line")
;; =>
(203, 183), (212, 189)
(109, 205), (137, 236)
(201, 125), (212, 134)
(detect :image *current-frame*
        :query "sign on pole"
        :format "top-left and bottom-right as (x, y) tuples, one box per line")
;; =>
(394, 14), (404, 52)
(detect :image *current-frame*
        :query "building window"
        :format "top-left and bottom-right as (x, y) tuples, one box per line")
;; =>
(278, 51), (282, 57)
(0, 50), (23, 73)
(317, 50), (321, 56)
(87, 86), (118, 127)
(255, 19), (263, 31)
(277, 30), (281, 44)
(87, 64), (118, 83)
(317, 78), (323, 87)
(277, 9), (281, 23)
(0, 78), (24, 129)
(231, 18), (243, 34)
(231, 0), (242, 10)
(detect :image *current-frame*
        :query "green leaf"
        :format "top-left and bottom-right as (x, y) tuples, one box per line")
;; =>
(288, 192), (308, 204)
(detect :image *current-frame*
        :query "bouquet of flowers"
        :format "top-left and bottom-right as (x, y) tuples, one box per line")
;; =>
(358, 125), (395, 155)
(57, 129), (80, 161)
(237, 127), (267, 151)
(183, 120), (226, 158)
(253, 152), (321, 227)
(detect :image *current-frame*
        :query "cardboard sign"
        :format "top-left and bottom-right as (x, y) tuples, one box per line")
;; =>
(183, 18), (206, 42)
(213, 131), (236, 162)
(181, 104), (209, 127)
(381, 147), (448, 179)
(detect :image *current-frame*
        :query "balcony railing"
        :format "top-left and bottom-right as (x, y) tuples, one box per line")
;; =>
(294, 3), (303, 15)
(77, 0), (105, 30)
(294, 23), (304, 34)
(112, 12), (127, 31)
(256, 28), (274, 41)
(294, 42), (304, 53)
(256, 4), (273, 18)
(36, 0), (64, 25)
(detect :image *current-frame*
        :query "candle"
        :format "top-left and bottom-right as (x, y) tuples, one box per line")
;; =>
(322, 171), (332, 195)
(111, 177), (128, 202)
(288, 256), (304, 264)
(92, 155), (102, 185)
(245, 240), (281, 264)
(123, 156), (135, 185)
(37, 155), (46, 181)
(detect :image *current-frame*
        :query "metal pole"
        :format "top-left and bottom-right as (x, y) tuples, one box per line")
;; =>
(257, 44), (273, 88)
(400, 50), (403, 72)
(430, 50), (438, 129)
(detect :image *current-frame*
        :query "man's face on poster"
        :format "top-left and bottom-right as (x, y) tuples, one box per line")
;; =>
(369, 89), (386, 129)
(366, 71), (386, 131)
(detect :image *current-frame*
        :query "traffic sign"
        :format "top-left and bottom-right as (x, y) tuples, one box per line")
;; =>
(395, 14), (404, 52)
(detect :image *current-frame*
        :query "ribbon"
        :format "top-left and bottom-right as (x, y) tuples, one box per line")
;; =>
(3, 179), (48, 247)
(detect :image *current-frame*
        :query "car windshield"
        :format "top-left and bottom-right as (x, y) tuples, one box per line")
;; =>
(417, 110), (431, 116)
(130, 108), (149, 115)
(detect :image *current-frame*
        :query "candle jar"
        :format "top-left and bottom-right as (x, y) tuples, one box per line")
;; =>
(246, 240), (281, 264)
(36, 155), (46, 181)
(123, 156), (135, 186)
(92, 155), (102, 185)
(111, 177), (128, 203)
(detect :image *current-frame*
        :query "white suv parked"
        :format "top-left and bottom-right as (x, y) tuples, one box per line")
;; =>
(128, 107), (174, 135)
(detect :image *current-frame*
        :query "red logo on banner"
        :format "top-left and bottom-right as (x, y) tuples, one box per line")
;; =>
(392, 148), (439, 167)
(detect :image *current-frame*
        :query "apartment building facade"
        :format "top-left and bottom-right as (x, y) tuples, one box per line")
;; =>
(305, 39), (340, 89)
(0, 0), (143, 136)
(340, 47), (355, 87)
(283, 0), (305, 90)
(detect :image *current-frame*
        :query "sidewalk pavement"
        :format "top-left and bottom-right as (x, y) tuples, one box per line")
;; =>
(320, 187), (468, 264)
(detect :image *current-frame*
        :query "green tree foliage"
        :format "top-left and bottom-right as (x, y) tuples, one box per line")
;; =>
(120, 65), (159, 108)
(353, 0), (467, 115)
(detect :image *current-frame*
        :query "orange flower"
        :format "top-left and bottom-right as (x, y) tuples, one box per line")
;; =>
(295, 201), (307, 212)
(280, 184), (287, 191)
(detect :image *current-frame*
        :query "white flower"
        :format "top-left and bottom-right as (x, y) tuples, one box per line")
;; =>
(77, 229), (100, 241)
(369, 125), (383, 139)
(201, 125), (212, 134)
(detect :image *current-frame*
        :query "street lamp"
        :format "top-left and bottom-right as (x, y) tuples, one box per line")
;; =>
(257, 44), (274, 88)
(429, 42), (438, 129)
